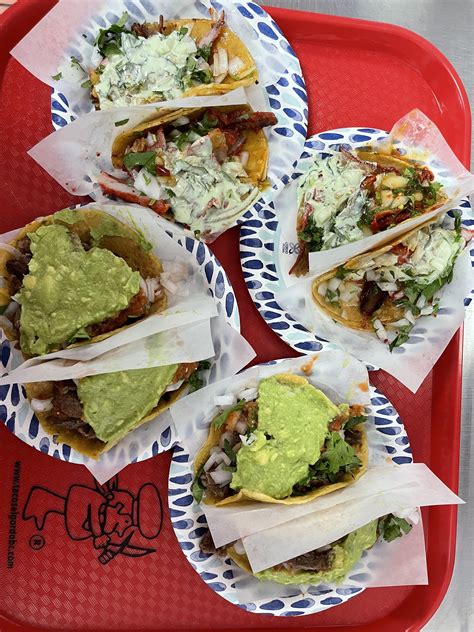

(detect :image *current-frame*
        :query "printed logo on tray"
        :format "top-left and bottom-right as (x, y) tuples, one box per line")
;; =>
(20, 475), (163, 565)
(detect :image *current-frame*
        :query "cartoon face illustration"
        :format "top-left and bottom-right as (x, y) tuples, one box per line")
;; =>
(23, 475), (163, 564)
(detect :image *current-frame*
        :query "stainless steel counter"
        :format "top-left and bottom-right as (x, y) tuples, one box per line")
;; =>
(263, 1), (474, 630)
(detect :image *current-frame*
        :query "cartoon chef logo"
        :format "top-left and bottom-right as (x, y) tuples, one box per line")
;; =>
(22, 476), (162, 564)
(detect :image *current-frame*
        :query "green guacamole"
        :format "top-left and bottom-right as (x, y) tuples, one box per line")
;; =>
(255, 520), (378, 585)
(53, 209), (152, 252)
(17, 224), (140, 356)
(77, 364), (178, 444)
(230, 375), (341, 499)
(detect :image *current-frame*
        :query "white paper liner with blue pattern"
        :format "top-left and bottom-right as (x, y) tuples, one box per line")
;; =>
(168, 382), (412, 616)
(239, 127), (474, 358)
(49, 1), (308, 199)
(0, 218), (239, 465)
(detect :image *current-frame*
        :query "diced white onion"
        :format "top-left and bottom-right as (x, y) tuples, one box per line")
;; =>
(220, 453), (231, 467)
(420, 305), (434, 316)
(172, 116), (190, 127)
(377, 282), (398, 292)
(30, 398), (53, 413)
(145, 277), (162, 302)
(373, 319), (387, 341)
(393, 290), (404, 299)
(416, 294), (427, 309)
(146, 132), (156, 146)
(235, 421), (248, 435)
(214, 73), (227, 84)
(404, 310), (416, 324)
(212, 52), (220, 76)
(240, 432), (256, 446)
(166, 379), (184, 393)
(238, 387), (257, 401)
(210, 446), (222, 455)
(160, 277), (178, 295)
(390, 318), (410, 327)
(210, 467), (233, 486)
(204, 452), (221, 472)
(228, 56), (244, 76)
(317, 281), (328, 296)
(239, 151), (249, 168)
(214, 395), (236, 407)
(233, 539), (246, 555)
(328, 277), (341, 292)
(365, 270), (377, 281)
(217, 47), (228, 76)
(0, 277), (6, 288)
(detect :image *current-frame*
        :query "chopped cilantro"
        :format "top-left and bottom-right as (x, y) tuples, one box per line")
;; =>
(51, 72), (62, 81)
(326, 289), (339, 303)
(70, 56), (85, 72)
(336, 266), (350, 279)
(95, 11), (135, 58)
(123, 151), (157, 174)
(192, 463), (205, 503)
(378, 514), (412, 542)
(196, 44), (212, 62)
(212, 400), (246, 429)
(344, 415), (366, 431)
(114, 118), (130, 127)
(298, 219), (324, 252)
(388, 326), (412, 351)
(223, 439), (237, 467)
(198, 360), (211, 370)
(177, 26), (189, 38)
(191, 69), (213, 84)
(81, 79), (92, 89)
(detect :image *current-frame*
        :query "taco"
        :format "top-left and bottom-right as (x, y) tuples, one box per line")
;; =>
(192, 373), (368, 506)
(98, 105), (276, 237)
(24, 361), (205, 459)
(199, 513), (413, 586)
(0, 208), (167, 357)
(291, 147), (447, 275)
(312, 216), (465, 350)
(89, 10), (258, 109)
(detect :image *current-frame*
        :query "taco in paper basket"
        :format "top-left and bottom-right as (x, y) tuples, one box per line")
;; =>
(192, 373), (368, 506)
(291, 147), (447, 276)
(89, 10), (258, 110)
(24, 361), (205, 459)
(312, 215), (465, 350)
(199, 514), (412, 586)
(98, 104), (276, 238)
(0, 208), (167, 357)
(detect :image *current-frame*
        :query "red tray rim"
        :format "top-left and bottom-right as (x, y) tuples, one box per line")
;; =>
(0, 2), (469, 631)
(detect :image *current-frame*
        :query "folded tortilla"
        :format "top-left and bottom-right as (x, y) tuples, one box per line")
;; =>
(90, 16), (258, 108)
(0, 208), (166, 356)
(194, 374), (368, 506)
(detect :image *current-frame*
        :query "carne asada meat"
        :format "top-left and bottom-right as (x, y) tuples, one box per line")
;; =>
(48, 380), (96, 439)
(281, 547), (336, 572)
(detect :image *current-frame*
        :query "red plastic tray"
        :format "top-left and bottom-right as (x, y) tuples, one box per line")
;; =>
(0, 2), (470, 631)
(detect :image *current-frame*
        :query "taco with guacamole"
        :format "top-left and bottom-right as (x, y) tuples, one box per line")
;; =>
(98, 105), (276, 238)
(291, 147), (447, 276)
(192, 373), (368, 506)
(24, 361), (209, 459)
(200, 513), (413, 586)
(0, 208), (167, 357)
(312, 215), (465, 350)
(89, 9), (258, 110)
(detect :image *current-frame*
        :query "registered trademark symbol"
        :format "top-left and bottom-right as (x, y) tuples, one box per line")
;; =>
(29, 534), (45, 550)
